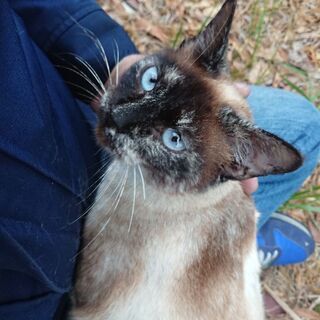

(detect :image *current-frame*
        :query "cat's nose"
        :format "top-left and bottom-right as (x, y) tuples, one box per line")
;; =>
(110, 108), (132, 129)
(110, 104), (154, 130)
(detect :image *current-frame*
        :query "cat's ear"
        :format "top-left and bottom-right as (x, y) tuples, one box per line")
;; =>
(179, 0), (236, 76)
(219, 108), (303, 180)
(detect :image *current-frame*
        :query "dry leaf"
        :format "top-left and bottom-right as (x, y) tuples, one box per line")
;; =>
(264, 291), (286, 317)
(308, 222), (320, 244)
(295, 308), (320, 320)
(135, 18), (169, 43)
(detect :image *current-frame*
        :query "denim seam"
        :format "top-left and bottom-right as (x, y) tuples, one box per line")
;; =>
(44, 5), (104, 51)
(0, 226), (71, 293)
(0, 146), (83, 200)
(0, 217), (79, 237)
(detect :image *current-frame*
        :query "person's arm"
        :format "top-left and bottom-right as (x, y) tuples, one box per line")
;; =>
(10, 0), (138, 101)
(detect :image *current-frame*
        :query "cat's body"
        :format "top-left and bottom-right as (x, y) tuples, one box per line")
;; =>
(72, 162), (263, 320)
(70, 0), (302, 318)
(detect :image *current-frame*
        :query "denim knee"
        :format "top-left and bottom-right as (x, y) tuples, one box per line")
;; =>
(248, 86), (320, 227)
(248, 85), (320, 151)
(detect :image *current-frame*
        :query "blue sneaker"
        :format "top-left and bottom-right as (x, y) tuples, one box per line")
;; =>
(257, 212), (315, 269)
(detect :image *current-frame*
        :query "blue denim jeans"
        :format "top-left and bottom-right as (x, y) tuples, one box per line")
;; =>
(248, 86), (320, 228)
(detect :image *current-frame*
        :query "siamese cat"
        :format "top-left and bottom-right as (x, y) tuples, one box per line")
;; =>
(70, 0), (302, 319)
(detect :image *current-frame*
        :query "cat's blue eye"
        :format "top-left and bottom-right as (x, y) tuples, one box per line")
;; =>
(141, 66), (158, 91)
(162, 128), (186, 151)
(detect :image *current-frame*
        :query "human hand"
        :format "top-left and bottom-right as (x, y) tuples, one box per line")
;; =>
(108, 54), (145, 86)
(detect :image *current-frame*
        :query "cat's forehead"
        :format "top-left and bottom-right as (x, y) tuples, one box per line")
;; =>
(106, 51), (250, 130)
(136, 53), (185, 82)
(139, 52), (245, 104)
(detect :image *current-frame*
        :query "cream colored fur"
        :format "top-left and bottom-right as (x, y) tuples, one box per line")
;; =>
(71, 161), (265, 320)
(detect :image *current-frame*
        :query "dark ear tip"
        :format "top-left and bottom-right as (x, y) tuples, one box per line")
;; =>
(223, 0), (237, 10)
(219, 0), (237, 26)
(276, 141), (303, 174)
(289, 148), (304, 172)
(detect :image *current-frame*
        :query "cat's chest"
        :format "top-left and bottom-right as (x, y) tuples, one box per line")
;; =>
(83, 167), (254, 284)
(73, 165), (257, 319)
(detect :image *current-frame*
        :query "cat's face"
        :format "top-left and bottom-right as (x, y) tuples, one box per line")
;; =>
(97, 52), (234, 191)
(96, 0), (302, 193)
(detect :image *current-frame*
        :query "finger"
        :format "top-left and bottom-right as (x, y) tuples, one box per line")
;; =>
(234, 82), (250, 98)
(108, 54), (145, 86)
(241, 177), (259, 195)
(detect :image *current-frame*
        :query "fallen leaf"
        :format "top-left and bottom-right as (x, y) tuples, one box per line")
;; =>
(308, 221), (320, 244)
(135, 18), (169, 43)
(295, 308), (320, 320)
(264, 291), (286, 317)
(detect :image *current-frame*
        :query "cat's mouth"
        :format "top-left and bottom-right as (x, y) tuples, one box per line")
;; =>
(97, 125), (140, 165)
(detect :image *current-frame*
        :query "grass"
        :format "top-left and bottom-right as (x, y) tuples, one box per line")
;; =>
(171, 22), (184, 49)
(247, 0), (268, 68)
(280, 62), (320, 103)
(282, 186), (320, 213)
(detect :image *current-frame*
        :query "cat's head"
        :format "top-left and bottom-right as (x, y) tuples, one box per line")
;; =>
(96, 0), (302, 192)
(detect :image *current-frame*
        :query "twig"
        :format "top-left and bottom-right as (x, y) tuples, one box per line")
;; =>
(264, 284), (302, 320)
(309, 296), (320, 311)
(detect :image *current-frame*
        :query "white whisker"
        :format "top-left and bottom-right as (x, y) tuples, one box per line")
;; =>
(87, 156), (113, 182)
(87, 34), (112, 85)
(73, 156), (112, 208)
(73, 55), (107, 94)
(137, 164), (146, 200)
(113, 40), (120, 86)
(64, 81), (97, 99)
(55, 64), (102, 97)
(86, 162), (116, 203)
(58, 52), (107, 95)
(75, 92), (99, 102)
(111, 165), (129, 214)
(93, 167), (123, 213)
(128, 166), (137, 233)
(73, 165), (128, 259)
(82, 161), (114, 205)
(69, 164), (119, 225)
(63, 12), (113, 83)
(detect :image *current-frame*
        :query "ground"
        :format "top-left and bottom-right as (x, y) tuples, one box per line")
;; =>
(99, 0), (320, 319)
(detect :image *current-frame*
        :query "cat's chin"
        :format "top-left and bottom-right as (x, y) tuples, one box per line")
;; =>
(129, 164), (220, 195)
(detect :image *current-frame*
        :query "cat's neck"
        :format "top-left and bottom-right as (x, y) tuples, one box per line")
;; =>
(86, 159), (240, 232)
